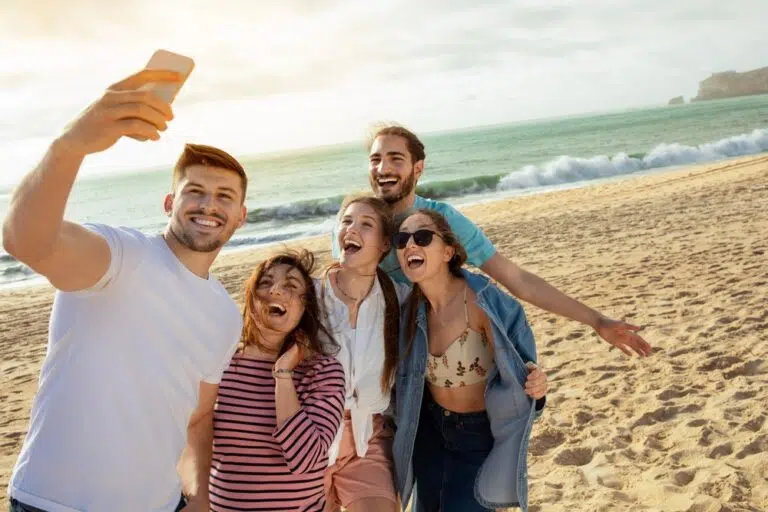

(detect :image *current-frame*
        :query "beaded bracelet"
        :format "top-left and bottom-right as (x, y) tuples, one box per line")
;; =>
(272, 368), (293, 379)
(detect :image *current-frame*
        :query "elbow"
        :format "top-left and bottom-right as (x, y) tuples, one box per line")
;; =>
(1, 216), (53, 268)
(2, 220), (20, 259)
(286, 462), (312, 476)
(287, 451), (323, 476)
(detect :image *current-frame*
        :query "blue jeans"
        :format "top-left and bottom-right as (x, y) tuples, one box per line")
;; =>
(9, 495), (187, 512)
(412, 388), (494, 512)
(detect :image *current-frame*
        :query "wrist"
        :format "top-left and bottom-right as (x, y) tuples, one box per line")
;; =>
(587, 310), (604, 330)
(272, 367), (294, 379)
(51, 135), (88, 161)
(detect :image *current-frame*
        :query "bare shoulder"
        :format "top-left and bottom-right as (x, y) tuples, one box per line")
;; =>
(465, 287), (491, 332)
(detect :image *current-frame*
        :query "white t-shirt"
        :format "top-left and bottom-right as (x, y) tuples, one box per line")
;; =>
(8, 224), (242, 512)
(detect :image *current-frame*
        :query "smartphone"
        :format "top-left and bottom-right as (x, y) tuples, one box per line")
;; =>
(141, 49), (195, 104)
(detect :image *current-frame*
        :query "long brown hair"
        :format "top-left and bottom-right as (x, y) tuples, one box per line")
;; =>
(401, 209), (468, 355)
(241, 249), (338, 358)
(325, 194), (400, 392)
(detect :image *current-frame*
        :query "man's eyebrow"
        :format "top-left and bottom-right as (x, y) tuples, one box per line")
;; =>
(216, 186), (238, 195)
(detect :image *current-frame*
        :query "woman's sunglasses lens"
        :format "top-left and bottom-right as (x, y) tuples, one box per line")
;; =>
(413, 230), (434, 246)
(394, 232), (410, 249)
(395, 230), (436, 249)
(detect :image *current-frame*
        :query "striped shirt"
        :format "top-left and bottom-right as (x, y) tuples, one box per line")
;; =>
(210, 353), (345, 511)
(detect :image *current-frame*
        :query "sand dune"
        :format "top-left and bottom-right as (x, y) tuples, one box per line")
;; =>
(1, 155), (766, 511)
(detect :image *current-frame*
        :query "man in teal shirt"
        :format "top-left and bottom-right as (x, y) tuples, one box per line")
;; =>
(333, 125), (651, 357)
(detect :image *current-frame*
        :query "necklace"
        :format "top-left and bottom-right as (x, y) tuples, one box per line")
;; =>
(335, 270), (374, 303)
(430, 282), (467, 327)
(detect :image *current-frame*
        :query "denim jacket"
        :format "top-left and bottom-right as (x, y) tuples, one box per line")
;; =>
(393, 269), (543, 511)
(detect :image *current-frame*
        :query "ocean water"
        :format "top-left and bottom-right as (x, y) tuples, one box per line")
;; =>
(2, 94), (768, 288)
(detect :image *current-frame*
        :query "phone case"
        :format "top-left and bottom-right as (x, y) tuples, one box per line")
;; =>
(142, 49), (195, 103)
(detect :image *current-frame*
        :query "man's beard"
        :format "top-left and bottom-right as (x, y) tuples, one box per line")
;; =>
(372, 168), (416, 205)
(170, 213), (233, 253)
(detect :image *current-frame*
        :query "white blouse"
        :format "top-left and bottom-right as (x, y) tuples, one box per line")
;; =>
(315, 275), (410, 465)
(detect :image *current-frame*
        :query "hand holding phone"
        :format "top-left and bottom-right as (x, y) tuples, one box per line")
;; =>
(141, 49), (195, 103)
(127, 50), (194, 141)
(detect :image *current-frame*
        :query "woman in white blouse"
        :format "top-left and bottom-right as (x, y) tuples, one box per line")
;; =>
(318, 195), (407, 512)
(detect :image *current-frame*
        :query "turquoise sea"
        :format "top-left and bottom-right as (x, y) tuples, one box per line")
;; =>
(2, 94), (768, 287)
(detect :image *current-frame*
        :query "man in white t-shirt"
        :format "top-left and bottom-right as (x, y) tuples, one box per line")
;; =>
(3, 69), (247, 511)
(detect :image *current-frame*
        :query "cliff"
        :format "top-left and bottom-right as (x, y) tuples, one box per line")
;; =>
(692, 66), (768, 101)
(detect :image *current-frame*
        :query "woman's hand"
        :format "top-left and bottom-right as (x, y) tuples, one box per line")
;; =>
(274, 342), (305, 372)
(524, 362), (547, 399)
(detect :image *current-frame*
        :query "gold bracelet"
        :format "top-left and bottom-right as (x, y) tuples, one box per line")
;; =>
(272, 368), (293, 379)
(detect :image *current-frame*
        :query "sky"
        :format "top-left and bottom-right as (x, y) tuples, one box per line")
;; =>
(1, 0), (767, 186)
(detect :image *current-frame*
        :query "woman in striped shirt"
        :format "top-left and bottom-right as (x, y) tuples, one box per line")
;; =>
(184, 250), (345, 511)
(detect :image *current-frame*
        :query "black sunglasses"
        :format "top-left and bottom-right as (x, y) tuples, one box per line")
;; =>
(394, 229), (442, 250)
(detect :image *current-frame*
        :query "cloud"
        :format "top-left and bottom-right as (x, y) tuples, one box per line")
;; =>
(0, 0), (766, 153)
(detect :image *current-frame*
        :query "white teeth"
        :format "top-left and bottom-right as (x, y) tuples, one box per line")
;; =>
(378, 178), (397, 185)
(268, 303), (286, 315)
(407, 255), (424, 263)
(193, 218), (220, 228)
(343, 240), (361, 250)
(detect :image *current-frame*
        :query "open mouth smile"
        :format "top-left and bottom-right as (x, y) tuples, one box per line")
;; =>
(267, 303), (287, 317)
(406, 254), (424, 269)
(190, 216), (224, 229)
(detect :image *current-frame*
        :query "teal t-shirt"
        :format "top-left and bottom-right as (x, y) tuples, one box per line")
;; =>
(330, 195), (497, 284)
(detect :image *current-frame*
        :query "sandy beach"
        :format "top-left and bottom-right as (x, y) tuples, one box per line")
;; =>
(1, 155), (766, 511)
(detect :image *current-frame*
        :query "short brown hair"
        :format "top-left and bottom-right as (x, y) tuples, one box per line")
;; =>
(368, 124), (426, 163)
(172, 143), (248, 201)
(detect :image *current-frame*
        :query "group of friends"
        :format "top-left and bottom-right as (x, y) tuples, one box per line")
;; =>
(3, 69), (652, 512)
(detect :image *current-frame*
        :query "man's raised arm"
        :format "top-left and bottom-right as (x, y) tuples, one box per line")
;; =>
(2, 69), (179, 292)
(481, 253), (652, 357)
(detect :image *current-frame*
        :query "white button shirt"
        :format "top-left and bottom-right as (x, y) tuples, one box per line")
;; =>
(315, 275), (409, 465)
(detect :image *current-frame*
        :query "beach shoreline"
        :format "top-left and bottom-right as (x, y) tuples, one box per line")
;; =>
(1, 154), (766, 510)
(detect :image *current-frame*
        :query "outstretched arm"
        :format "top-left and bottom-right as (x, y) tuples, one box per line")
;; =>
(2, 69), (179, 291)
(481, 253), (651, 357)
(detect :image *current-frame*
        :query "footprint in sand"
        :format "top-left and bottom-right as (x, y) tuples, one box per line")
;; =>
(547, 336), (564, 347)
(657, 386), (692, 401)
(668, 347), (697, 358)
(696, 355), (742, 372)
(573, 411), (593, 425)
(707, 442), (733, 459)
(724, 360), (766, 379)
(672, 469), (696, 486)
(528, 428), (566, 456)
(553, 447), (593, 466)
(632, 407), (681, 429)
(735, 434), (768, 460)
(742, 415), (765, 433)
(565, 330), (585, 340)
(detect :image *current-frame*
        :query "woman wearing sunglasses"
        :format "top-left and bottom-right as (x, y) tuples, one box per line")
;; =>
(391, 209), (548, 512)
